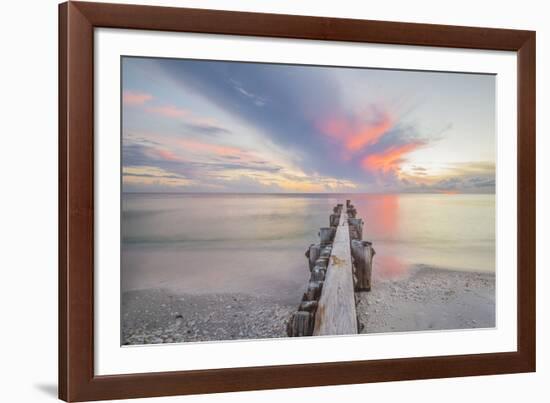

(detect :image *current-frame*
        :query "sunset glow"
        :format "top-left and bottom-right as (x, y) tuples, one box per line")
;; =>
(319, 110), (393, 153)
(122, 57), (495, 194)
(361, 142), (425, 173)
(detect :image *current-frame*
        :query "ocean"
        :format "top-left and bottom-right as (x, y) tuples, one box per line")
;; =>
(121, 193), (495, 304)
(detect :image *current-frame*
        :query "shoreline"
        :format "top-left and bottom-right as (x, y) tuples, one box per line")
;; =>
(122, 265), (495, 345)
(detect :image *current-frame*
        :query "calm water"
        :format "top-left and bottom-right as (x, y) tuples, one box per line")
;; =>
(122, 193), (495, 303)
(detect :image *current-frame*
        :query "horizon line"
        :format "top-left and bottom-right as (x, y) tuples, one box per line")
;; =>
(121, 191), (496, 195)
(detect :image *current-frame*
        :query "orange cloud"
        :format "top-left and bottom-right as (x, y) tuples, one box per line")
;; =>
(361, 142), (424, 173)
(318, 110), (393, 154)
(346, 117), (393, 152)
(123, 91), (153, 106)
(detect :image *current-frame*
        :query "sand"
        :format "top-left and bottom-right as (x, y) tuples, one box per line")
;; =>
(121, 265), (495, 345)
(358, 265), (495, 334)
(122, 291), (294, 345)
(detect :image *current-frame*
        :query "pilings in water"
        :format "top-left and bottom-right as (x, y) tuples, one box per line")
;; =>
(351, 240), (375, 291)
(346, 200), (375, 292)
(287, 200), (375, 337)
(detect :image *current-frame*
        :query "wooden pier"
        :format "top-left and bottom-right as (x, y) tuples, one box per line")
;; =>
(287, 200), (375, 337)
(313, 208), (357, 335)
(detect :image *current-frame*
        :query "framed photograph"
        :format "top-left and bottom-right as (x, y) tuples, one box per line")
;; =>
(59, 1), (536, 401)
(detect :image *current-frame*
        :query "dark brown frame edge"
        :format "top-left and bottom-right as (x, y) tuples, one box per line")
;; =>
(59, 1), (536, 401)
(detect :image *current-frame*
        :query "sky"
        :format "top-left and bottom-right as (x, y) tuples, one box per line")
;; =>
(122, 57), (495, 194)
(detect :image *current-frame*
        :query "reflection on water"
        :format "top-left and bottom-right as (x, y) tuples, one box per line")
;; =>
(353, 194), (495, 280)
(122, 193), (495, 300)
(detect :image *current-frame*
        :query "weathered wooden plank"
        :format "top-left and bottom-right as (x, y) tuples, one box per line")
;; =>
(313, 211), (358, 336)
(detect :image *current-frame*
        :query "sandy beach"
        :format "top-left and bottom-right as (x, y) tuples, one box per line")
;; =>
(122, 291), (294, 345)
(122, 264), (494, 345)
(358, 265), (495, 333)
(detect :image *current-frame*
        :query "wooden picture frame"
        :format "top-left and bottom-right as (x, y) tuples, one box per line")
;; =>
(59, 1), (536, 401)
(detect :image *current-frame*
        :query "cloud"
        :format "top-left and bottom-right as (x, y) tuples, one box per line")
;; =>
(430, 175), (495, 193)
(412, 165), (427, 172)
(155, 148), (182, 162)
(181, 122), (231, 135)
(468, 177), (495, 188)
(153, 59), (345, 178)
(123, 132), (282, 180)
(316, 105), (431, 187)
(123, 166), (194, 190)
(122, 130), (358, 193)
(361, 140), (426, 173)
(318, 106), (393, 154)
(177, 139), (248, 159)
(397, 161), (496, 194)
(230, 79), (267, 107)
(123, 90), (153, 106)
(123, 58), (494, 194)
(444, 161), (495, 176)
(144, 104), (232, 136)
(145, 105), (189, 118)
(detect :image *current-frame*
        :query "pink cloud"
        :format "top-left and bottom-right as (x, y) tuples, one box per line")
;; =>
(317, 106), (426, 176)
(155, 148), (181, 161)
(179, 139), (245, 157)
(317, 108), (393, 156)
(123, 91), (153, 106)
(346, 116), (393, 152)
(360, 141), (425, 173)
(145, 105), (191, 118)
(145, 105), (222, 130)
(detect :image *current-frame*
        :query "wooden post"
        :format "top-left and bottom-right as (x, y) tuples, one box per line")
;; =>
(350, 239), (375, 291)
(329, 213), (340, 227)
(320, 245), (332, 258)
(348, 218), (363, 240)
(305, 243), (321, 271)
(303, 280), (323, 301)
(311, 266), (326, 282)
(313, 210), (358, 335)
(298, 300), (318, 313)
(315, 257), (329, 269)
(319, 227), (335, 245)
(287, 311), (313, 336)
